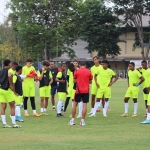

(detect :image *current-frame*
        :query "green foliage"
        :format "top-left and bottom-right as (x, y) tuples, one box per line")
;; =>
(80, 0), (123, 59)
(9, 0), (81, 60)
(110, 0), (150, 59)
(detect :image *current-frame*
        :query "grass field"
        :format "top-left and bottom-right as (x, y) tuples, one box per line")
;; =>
(0, 79), (150, 150)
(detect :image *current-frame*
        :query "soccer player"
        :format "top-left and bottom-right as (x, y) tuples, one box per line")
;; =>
(38, 61), (53, 115)
(140, 87), (150, 124)
(137, 60), (150, 118)
(91, 60), (118, 117)
(0, 59), (21, 128)
(88, 56), (102, 115)
(13, 66), (24, 122)
(68, 61), (92, 126)
(9, 62), (18, 75)
(64, 63), (75, 113)
(121, 62), (144, 117)
(22, 58), (40, 117)
(56, 62), (67, 117)
(49, 61), (61, 110)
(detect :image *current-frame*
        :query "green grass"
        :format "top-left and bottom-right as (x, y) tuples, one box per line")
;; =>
(0, 80), (150, 150)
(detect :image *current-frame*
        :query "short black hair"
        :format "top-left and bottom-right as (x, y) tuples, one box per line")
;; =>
(12, 62), (18, 66)
(73, 60), (78, 63)
(141, 60), (147, 64)
(61, 62), (66, 66)
(93, 56), (99, 60)
(68, 63), (74, 69)
(148, 61), (150, 63)
(129, 62), (135, 67)
(42, 60), (50, 66)
(80, 61), (86, 66)
(26, 58), (33, 63)
(143, 87), (149, 94)
(49, 61), (54, 63)
(4, 59), (11, 66)
(16, 66), (22, 72)
(102, 60), (109, 65)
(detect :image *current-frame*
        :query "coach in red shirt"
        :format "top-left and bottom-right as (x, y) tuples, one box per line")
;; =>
(68, 61), (92, 126)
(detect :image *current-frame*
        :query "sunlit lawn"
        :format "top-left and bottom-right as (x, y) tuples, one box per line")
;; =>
(0, 79), (149, 150)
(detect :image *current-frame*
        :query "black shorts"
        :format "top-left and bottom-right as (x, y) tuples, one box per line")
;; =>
(75, 93), (89, 103)
(51, 85), (58, 95)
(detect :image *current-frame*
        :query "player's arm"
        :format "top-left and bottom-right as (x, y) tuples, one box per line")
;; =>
(73, 71), (77, 83)
(49, 71), (53, 85)
(8, 72), (13, 91)
(56, 72), (65, 83)
(108, 74), (118, 86)
(94, 74), (100, 88)
(137, 76), (145, 85)
(38, 68), (45, 81)
(12, 76), (19, 96)
(89, 72), (93, 84)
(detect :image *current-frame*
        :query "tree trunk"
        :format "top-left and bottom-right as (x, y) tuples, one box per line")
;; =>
(145, 39), (150, 60)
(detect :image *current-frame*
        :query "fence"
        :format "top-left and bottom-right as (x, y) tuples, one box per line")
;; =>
(114, 70), (128, 79)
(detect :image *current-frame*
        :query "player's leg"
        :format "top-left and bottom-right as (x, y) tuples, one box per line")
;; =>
(40, 97), (44, 115)
(88, 84), (97, 114)
(142, 92), (148, 118)
(23, 84), (29, 116)
(80, 94), (89, 126)
(30, 97), (40, 116)
(51, 85), (57, 110)
(23, 97), (29, 116)
(30, 86), (40, 117)
(121, 87), (131, 117)
(131, 89), (139, 117)
(44, 86), (50, 115)
(140, 98), (150, 124)
(6, 89), (21, 128)
(9, 101), (21, 128)
(77, 101), (83, 118)
(44, 98), (49, 115)
(57, 92), (66, 117)
(1, 103), (9, 127)
(64, 87), (71, 113)
(132, 98), (138, 117)
(103, 87), (111, 117)
(39, 87), (44, 115)
(89, 88), (103, 117)
(89, 98), (100, 117)
(121, 97), (130, 117)
(68, 94), (80, 125)
(15, 96), (24, 122)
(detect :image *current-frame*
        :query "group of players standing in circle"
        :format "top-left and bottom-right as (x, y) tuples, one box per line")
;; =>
(0, 57), (150, 128)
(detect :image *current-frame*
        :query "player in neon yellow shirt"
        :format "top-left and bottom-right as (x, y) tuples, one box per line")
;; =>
(22, 58), (40, 117)
(13, 66), (24, 122)
(137, 60), (150, 118)
(88, 56), (102, 115)
(121, 62), (144, 117)
(90, 60), (118, 117)
(56, 63), (67, 117)
(64, 60), (82, 118)
(0, 59), (21, 128)
(8, 62), (18, 76)
(38, 60), (53, 115)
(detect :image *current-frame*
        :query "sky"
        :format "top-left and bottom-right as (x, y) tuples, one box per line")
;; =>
(0, 0), (11, 24)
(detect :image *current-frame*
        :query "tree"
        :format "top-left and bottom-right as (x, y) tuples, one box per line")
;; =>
(0, 23), (22, 65)
(110, 0), (150, 60)
(8, 0), (81, 61)
(80, 0), (123, 59)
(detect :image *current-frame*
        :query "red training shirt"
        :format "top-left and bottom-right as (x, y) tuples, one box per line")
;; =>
(74, 68), (92, 94)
